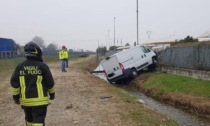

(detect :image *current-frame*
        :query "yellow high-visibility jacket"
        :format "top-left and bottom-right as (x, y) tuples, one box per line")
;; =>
(63, 50), (69, 59)
(59, 50), (68, 59)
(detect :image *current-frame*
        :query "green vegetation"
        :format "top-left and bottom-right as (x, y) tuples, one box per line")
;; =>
(0, 58), (25, 79)
(0, 57), (24, 71)
(143, 72), (210, 98)
(111, 85), (137, 103)
(0, 55), (79, 78)
(96, 46), (107, 56)
(179, 35), (199, 43)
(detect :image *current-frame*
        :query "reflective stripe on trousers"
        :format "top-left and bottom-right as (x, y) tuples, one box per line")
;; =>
(26, 122), (43, 126)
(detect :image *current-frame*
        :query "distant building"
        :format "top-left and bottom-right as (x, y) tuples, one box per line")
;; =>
(142, 37), (180, 52)
(0, 38), (16, 52)
(0, 38), (18, 58)
(68, 49), (74, 52)
(197, 31), (210, 42)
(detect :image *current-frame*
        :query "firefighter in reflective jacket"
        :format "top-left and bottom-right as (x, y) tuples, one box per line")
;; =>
(59, 45), (68, 72)
(10, 42), (55, 126)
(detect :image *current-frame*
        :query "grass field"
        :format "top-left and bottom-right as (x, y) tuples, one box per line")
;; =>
(143, 72), (210, 98)
(133, 71), (210, 118)
(0, 54), (79, 79)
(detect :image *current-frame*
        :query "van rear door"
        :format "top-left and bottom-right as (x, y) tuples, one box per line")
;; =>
(101, 56), (123, 79)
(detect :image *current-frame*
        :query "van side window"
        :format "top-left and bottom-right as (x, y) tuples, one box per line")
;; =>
(140, 46), (151, 53)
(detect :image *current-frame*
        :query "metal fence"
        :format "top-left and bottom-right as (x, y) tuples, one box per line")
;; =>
(158, 45), (210, 70)
(0, 51), (22, 59)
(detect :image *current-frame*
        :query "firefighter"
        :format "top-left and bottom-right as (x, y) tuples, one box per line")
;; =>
(10, 42), (55, 126)
(59, 45), (68, 72)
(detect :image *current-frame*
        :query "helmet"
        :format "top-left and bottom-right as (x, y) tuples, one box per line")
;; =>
(24, 42), (42, 58)
(62, 45), (66, 49)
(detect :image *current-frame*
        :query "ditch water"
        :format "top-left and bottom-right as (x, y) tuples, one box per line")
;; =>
(93, 65), (210, 126)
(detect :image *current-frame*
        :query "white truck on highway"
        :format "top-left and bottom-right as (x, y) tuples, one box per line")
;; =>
(101, 45), (157, 83)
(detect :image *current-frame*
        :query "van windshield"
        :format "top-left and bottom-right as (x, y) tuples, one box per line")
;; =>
(140, 46), (150, 53)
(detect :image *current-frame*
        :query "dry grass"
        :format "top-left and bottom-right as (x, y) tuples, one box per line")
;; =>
(161, 93), (210, 118)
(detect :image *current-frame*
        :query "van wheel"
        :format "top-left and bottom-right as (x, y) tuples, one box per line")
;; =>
(131, 69), (138, 78)
(107, 79), (113, 84)
(152, 57), (157, 64)
(148, 57), (157, 71)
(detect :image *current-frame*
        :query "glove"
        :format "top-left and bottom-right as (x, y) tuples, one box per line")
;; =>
(13, 95), (20, 104)
(14, 99), (20, 104)
(49, 93), (55, 100)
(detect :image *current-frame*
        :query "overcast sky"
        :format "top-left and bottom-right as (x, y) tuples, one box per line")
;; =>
(0, 0), (209, 51)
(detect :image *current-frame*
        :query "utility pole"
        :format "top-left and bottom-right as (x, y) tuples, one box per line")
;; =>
(136, 0), (139, 45)
(98, 40), (99, 48)
(107, 29), (110, 49)
(114, 17), (116, 47)
(96, 40), (99, 61)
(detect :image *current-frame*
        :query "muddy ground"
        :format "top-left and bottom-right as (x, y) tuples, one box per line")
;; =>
(0, 56), (176, 126)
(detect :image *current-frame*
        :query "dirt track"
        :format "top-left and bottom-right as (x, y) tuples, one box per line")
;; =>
(46, 58), (128, 126)
(0, 57), (131, 126)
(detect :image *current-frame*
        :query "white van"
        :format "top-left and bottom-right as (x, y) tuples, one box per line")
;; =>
(101, 45), (157, 83)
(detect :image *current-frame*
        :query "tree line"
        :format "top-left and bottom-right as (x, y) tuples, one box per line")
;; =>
(14, 36), (58, 55)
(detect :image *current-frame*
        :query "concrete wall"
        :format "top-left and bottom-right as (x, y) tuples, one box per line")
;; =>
(159, 66), (210, 81)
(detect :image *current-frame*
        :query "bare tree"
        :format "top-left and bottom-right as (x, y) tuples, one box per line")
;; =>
(32, 36), (45, 48)
(47, 43), (58, 52)
(125, 43), (130, 46)
(97, 46), (107, 56)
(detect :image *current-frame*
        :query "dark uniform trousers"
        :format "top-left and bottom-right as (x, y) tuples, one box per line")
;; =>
(23, 106), (47, 126)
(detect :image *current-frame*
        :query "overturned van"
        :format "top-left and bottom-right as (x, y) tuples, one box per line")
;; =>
(101, 45), (157, 83)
